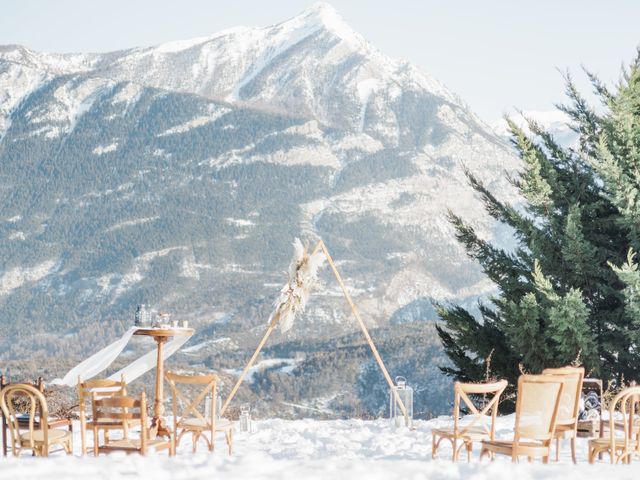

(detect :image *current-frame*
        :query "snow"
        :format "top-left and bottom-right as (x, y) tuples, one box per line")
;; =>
(224, 358), (298, 383)
(0, 259), (56, 296)
(154, 36), (213, 54)
(356, 78), (379, 132)
(157, 108), (230, 137)
(225, 218), (255, 227)
(492, 110), (577, 148)
(2, 416), (639, 479)
(93, 142), (118, 155)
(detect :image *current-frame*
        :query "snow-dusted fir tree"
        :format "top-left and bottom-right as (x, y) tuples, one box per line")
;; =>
(437, 50), (640, 391)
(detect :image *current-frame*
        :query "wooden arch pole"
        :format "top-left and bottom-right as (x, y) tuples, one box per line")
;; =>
(220, 239), (408, 422)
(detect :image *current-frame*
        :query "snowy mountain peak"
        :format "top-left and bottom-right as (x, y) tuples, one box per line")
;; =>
(294, 2), (364, 45)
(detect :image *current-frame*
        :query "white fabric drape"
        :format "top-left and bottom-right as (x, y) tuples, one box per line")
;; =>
(51, 327), (191, 387)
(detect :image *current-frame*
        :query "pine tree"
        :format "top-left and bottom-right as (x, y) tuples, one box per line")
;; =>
(437, 51), (640, 391)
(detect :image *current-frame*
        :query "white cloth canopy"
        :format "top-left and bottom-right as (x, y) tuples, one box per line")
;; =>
(51, 327), (191, 387)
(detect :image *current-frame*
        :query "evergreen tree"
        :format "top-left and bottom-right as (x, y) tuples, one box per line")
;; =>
(437, 51), (640, 391)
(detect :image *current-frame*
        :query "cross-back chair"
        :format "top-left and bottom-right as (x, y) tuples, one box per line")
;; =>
(480, 374), (564, 463)
(166, 371), (234, 454)
(91, 392), (173, 456)
(78, 375), (135, 455)
(588, 386), (640, 464)
(432, 379), (508, 461)
(542, 366), (584, 463)
(0, 383), (72, 457)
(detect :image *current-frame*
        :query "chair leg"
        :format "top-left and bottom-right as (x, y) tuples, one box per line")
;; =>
(570, 437), (577, 464)
(555, 437), (560, 462)
(80, 417), (86, 456)
(466, 442), (472, 462)
(452, 439), (457, 462)
(432, 434), (437, 459)
(93, 428), (99, 457)
(227, 429), (233, 455)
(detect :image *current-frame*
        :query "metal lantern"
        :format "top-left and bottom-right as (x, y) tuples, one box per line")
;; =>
(389, 376), (413, 428)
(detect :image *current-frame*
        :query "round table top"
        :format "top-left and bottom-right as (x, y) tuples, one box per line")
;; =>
(133, 327), (194, 337)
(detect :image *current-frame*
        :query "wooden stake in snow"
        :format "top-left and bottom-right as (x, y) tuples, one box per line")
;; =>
(220, 239), (409, 423)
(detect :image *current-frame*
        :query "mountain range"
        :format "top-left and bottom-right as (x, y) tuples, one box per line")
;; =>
(0, 3), (523, 416)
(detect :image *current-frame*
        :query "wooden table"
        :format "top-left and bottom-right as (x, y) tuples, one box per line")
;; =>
(133, 327), (194, 439)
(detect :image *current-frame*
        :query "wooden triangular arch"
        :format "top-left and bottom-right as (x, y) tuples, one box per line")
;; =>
(220, 239), (408, 421)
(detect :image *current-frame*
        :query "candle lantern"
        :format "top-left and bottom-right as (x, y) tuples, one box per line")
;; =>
(240, 404), (252, 433)
(389, 376), (413, 428)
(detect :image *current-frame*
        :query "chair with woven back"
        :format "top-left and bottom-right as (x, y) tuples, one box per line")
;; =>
(541, 366), (584, 463)
(588, 385), (640, 464)
(91, 391), (173, 456)
(166, 371), (234, 454)
(78, 375), (135, 455)
(480, 374), (564, 463)
(0, 383), (72, 457)
(432, 379), (508, 461)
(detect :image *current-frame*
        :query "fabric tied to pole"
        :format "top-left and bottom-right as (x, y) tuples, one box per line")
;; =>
(51, 327), (191, 387)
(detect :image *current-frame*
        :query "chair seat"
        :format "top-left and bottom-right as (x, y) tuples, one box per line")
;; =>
(104, 437), (170, 451)
(180, 418), (234, 430)
(432, 425), (491, 440)
(20, 428), (70, 444)
(87, 419), (141, 428)
(482, 439), (549, 456)
(589, 437), (629, 448)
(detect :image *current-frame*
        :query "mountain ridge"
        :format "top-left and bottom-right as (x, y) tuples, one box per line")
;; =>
(0, 2), (519, 416)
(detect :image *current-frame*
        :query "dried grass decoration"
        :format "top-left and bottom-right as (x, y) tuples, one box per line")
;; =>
(268, 238), (326, 333)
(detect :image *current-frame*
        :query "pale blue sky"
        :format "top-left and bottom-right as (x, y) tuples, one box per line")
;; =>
(2, 1), (638, 121)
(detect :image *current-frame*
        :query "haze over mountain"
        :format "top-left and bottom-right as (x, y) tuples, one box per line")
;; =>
(0, 3), (520, 416)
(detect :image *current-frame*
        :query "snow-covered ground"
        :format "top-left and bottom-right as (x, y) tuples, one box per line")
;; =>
(1, 415), (640, 479)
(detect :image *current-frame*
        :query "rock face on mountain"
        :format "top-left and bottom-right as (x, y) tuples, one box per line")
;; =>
(0, 3), (519, 415)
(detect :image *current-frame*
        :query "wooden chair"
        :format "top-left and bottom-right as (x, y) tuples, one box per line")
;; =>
(432, 379), (507, 461)
(1, 375), (73, 456)
(166, 371), (234, 454)
(588, 386), (640, 464)
(92, 392), (173, 456)
(78, 375), (133, 455)
(542, 366), (584, 463)
(480, 374), (564, 463)
(0, 383), (72, 457)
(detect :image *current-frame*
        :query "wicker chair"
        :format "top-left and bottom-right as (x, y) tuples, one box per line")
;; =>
(0, 383), (72, 457)
(432, 379), (507, 461)
(480, 374), (564, 463)
(166, 372), (234, 454)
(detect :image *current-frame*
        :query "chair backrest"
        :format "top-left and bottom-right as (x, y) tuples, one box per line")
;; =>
(542, 366), (584, 426)
(453, 379), (508, 438)
(605, 386), (640, 453)
(0, 384), (49, 452)
(78, 376), (127, 419)
(513, 374), (564, 444)
(92, 393), (147, 450)
(165, 372), (218, 430)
